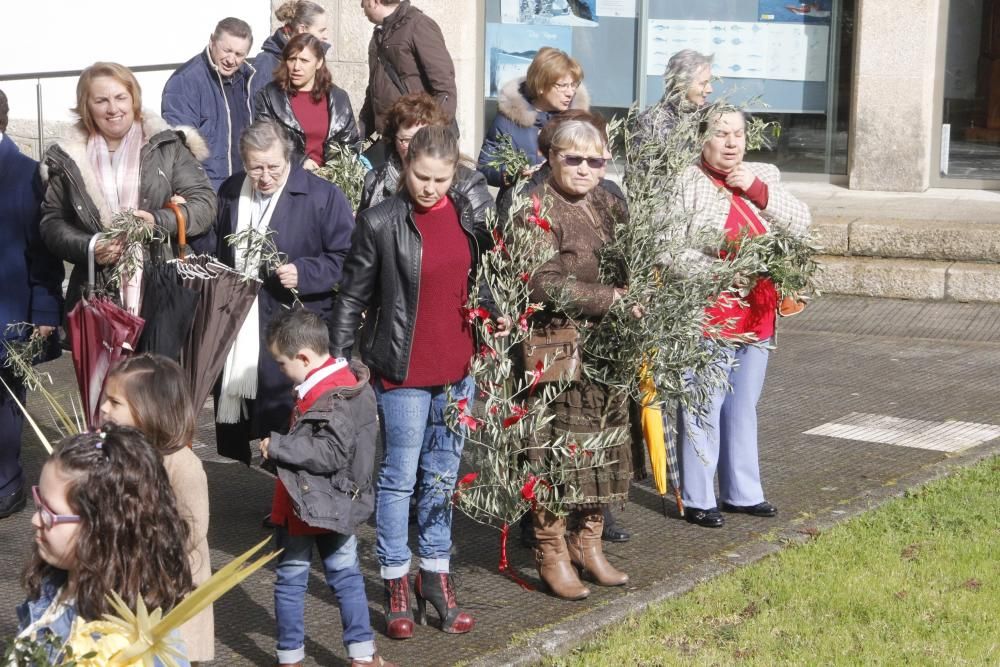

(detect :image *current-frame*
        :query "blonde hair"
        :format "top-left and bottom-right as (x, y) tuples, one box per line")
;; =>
(548, 119), (605, 157)
(525, 47), (583, 100)
(73, 62), (142, 136)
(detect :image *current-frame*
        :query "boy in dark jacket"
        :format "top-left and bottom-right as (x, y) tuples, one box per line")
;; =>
(261, 309), (393, 667)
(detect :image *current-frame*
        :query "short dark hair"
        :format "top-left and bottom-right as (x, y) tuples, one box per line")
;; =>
(267, 309), (330, 357)
(383, 92), (450, 146)
(213, 17), (253, 46)
(0, 89), (8, 133)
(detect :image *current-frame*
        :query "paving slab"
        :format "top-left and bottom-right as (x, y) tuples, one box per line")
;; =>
(1, 295), (999, 666)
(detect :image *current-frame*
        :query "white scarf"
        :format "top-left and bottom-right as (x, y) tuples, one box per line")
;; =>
(216, 175), (288, 423)
(87, 122), (144, 314)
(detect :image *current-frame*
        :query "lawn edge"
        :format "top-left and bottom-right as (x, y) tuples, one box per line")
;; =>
(466, 439), (1000, 667)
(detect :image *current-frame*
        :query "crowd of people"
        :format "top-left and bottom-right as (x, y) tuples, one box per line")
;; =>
(0, 1), (813, 665)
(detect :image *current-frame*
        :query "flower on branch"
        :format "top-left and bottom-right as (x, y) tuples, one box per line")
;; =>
(527, 194), (552, 232)
(491, 228), (508, 255)
(502, 404), (529, 429)
(528, 360), (544, 394)
(520, 272), (532, 282)
(517, 305), (538, 332)
(479, 343), (498, 359)
(520, 474), (552, 509)
(461, 306), (491, 323)
(456, 398), (481, 431)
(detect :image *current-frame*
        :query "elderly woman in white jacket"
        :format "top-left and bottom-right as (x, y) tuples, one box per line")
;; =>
(672, 109), (811, 528)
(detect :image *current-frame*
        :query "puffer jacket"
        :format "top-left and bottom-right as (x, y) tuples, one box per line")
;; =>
(329, 187), (494, 383)
(250, 28), (288, 98)
(161, 48), (256, 188)
(358, 0), (457, 137)
(38, 113), (216, 311)
(478, 77), (590, 190)
(267, 360), (377, 535)
(253, 81), (362, 166)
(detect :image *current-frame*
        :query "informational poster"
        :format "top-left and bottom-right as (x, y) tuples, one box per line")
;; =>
(500, 0), (599, 27)
(596, 0), (637, 18)
(485, 23), (574, 97)
(646, 19), (828, 82)
(757, 0), (832, 24)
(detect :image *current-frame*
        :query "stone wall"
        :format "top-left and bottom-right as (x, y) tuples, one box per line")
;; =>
(847, 0), (942, 192)
(277, 0), (483, 156)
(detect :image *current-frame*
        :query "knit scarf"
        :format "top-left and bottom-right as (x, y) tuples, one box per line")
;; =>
(216, 175), (288, 423)
(87, 121), (144, 314)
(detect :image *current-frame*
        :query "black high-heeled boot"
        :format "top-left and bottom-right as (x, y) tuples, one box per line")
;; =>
(414, 569), (475, 634)
(383, 575), (414, 639)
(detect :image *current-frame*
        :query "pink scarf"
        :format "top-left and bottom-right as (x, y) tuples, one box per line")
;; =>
(87, 121), (144, 314)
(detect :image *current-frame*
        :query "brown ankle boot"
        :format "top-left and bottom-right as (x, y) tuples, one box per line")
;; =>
(533, 507), (590, 600)
(567, 510), (629, 586)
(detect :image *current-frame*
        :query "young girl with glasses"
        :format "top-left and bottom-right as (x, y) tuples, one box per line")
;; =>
(96, 353), (214, 664)
(18, 426), (193, 665)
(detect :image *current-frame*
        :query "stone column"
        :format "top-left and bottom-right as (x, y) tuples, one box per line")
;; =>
(848, 0), (942, 192)
(272, 0), (481, 156)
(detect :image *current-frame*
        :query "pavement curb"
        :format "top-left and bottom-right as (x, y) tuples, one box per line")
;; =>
(466, 439), (1000, 666)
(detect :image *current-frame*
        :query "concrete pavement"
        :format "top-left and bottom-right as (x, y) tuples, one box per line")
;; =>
(1, 295), (999, 666)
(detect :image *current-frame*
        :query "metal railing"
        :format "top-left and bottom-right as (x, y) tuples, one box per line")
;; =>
(0, 64), (184, 158)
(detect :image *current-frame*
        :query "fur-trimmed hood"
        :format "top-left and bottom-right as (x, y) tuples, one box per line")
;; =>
(497, 77), (591, 129)
(39, 110), (210, 227)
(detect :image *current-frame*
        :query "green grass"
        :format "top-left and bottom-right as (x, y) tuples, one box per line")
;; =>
(547, 456), (1000, 666)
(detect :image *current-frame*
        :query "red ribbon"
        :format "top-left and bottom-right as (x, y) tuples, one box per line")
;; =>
(451, 471), (478, 504)
(502, 404), (529, 428)
(527, 194), (552, 232)
(498, 523), (535, 591)
(456, 398), (481, 431)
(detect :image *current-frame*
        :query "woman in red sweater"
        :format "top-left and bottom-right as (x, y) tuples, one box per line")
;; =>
(254, 33), (360, 170)
(329, 125), (494, 640)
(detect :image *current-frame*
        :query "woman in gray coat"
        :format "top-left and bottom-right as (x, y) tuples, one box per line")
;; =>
(40, 62), (215, 313)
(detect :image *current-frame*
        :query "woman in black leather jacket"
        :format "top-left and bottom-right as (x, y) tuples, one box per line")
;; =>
(329, 126), (493, 642)
(253, 33), (360, 170)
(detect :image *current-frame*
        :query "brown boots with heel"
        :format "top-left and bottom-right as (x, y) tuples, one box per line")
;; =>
(532, 507), (628, 600)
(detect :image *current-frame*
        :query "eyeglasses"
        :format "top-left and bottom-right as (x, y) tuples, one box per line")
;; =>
(552, 81), (579, 93)
(247, 164), (285, 178)
(557, 153), (608, 169)
(395, 135), (418, 147)
(32, 486), (81, 529)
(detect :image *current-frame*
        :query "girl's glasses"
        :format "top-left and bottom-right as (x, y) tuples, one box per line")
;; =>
(557, 153), (608, 169)
(32, 486), (81, 529)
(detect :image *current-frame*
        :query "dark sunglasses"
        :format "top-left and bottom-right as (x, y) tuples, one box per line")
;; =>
(557, 153), (608, 169)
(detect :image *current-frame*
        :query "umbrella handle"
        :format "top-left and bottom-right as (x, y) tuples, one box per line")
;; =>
(165, 201), (187, 260)
(87, 233), (101, 290)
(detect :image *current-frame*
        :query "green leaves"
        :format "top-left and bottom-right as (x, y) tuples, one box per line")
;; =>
(313, 140), (374, 212)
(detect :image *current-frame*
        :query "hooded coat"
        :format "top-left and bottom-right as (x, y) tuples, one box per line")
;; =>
(38, 112), (215, 312)
(477, 77), (590, 189)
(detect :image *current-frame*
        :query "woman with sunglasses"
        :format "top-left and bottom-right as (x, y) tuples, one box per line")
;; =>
(520, 118), (636, 600)
(478, 47), (589, 201)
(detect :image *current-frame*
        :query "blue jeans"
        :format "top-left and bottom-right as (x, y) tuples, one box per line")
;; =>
(678, 343), (770, 510)
(273, 529), (374, 663)
(374, 376), (475, 579)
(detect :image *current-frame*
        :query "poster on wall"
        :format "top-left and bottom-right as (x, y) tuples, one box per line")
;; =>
(757, 0), (832, 24)
(596, 0), (636, 18)
(500, 0), (599, 27)
(646, 19), (828, 83)
(485, 22), (573, 97)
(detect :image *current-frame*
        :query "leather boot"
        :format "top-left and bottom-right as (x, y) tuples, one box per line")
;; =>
(533, 507), (590, 600)
(567, 510), (629, 586)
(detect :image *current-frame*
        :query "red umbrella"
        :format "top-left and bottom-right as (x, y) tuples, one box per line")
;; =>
(68, 234), (145, 428)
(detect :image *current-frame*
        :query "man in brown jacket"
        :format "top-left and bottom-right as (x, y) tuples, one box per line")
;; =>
(359, 0), (458, 140)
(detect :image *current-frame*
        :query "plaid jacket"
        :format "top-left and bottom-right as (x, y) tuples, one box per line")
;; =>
(666, 162), (812, 275)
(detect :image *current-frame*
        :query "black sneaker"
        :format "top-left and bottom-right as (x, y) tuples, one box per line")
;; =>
(0, 487), (26, 519)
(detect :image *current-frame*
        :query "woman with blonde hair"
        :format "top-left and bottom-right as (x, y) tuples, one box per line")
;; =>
(478, 47), (589, 195)
(39, 61), (215, 317)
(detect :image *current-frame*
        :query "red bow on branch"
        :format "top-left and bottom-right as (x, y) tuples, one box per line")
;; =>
(520, 474), (552, 509)
(517, 305), (537, 332)
(456, 398), (481, 431)
(528, 360), (544, 394)
(451, 471), (478, 504)
(491, 227), (508, 254)
(461, 306), (491, 323)
(527, 194), (552, 232)
(502, 404), (529, 428)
